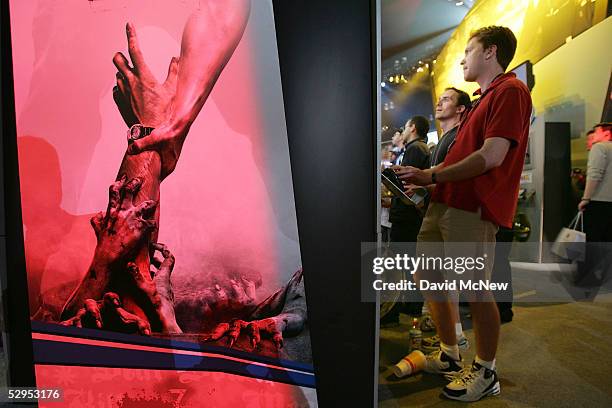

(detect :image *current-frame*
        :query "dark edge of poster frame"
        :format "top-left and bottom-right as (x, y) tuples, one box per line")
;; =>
(1, 0), (37, 387)
(272, 0), (378, 406)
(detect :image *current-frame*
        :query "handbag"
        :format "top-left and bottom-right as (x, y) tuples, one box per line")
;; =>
(551, 212), (586, 262)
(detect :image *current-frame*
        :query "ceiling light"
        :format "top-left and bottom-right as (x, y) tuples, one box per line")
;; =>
(381, 82), (386, 87)
(456, 1), (464, 5)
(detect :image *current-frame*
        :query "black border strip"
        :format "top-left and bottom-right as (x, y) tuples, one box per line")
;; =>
(33, 339), (316, 388)
(31, 321), (314, 373)
(1, 0), (37, 387)
(272, 0), (377, 406)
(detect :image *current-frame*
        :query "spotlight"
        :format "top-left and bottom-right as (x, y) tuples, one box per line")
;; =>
(395, 75), (400, 83)
(381, 82), (386, 87)
(417, 67), (424, 73)
(456, 1), (464, 5)
(433, 59), (437, 64)
(389, 76), (394, 83)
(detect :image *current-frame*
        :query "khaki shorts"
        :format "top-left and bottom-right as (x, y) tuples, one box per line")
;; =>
(415, 203), (498, 300)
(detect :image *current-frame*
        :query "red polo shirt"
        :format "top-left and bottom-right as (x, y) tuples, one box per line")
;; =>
(431, 73), (532, 228)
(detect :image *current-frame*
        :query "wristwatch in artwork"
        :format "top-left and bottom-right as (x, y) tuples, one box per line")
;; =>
(127, 124), (155, 142)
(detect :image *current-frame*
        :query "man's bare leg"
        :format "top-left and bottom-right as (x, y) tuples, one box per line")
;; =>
(469, 297), (500, 361)
(429, 300), (457, 346)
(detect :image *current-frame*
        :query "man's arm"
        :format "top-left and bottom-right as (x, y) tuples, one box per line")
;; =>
(395, 138), (511, 185)
(435, 137), (511, 183)
(125, 0), (251, 178)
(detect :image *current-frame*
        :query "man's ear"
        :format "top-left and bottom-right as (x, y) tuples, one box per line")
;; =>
(456, 105), (466, 115)
(485, 44), (497, 61)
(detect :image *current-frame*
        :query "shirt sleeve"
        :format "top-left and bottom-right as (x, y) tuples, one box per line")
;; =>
(484, 84), (531, 147)
(587, 143), (607, 181)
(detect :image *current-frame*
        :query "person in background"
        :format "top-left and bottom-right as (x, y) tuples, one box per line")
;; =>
(577, 123), (612, 285)
(391, 128), (405, 165)
(380, 116), (431, 327)
(389, 116), (431, 242)
(381, 148), (394, 244)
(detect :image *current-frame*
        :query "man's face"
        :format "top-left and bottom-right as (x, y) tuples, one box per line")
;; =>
(587, 126), (612, 150)
(403, 121), (415, 138)
(435, 89), (462, 121)
(392, 131), (401, 145)
(460, 37), (489, 82)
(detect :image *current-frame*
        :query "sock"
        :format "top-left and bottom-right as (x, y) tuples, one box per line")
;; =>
(455, 322), (463, 340)
(475, 355), (496, 370)
(421, 302), (429, 316)
(422, 303), (430, 315)
(440, 342), (460, 361)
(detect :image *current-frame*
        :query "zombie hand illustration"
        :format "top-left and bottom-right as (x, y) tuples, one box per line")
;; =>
(91, 175), (158, 266)
(60, 176), (158, 320)
(197, 269), (307, 350)
(127, 243), (181, 333)
(60, 292), (151, 335)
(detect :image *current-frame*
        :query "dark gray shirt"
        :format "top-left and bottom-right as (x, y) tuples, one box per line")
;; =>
(430, 126), (458, 167)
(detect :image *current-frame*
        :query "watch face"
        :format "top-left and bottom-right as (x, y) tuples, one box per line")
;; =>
(128, 124), (143, 142)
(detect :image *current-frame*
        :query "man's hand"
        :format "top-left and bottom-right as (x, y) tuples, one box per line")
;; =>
(393, 165), (432, 186)
(127, 123), (186, 180)
(113, 23), (179, 128)
(111, 22), (189, 179)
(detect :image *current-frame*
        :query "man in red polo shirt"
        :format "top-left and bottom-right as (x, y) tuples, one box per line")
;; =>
(395, 26), (531, 401)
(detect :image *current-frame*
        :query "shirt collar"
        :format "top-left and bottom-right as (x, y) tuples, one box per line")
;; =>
(404, 137), (424, 148)
(473, 72), (516, 97)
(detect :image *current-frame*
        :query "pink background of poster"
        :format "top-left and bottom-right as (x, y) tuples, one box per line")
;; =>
(9, 0), (302, 313)
(36, 365), (316, 407)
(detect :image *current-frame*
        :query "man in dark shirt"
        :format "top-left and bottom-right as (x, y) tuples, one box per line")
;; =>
(389, 116), (431, 242)
(413, 87), (472, 339)
(430, 87), (471, 167)
(380, 116), (430, 327)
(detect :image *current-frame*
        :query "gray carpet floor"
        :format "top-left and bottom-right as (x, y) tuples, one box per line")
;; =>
(378, 297), (612, 407)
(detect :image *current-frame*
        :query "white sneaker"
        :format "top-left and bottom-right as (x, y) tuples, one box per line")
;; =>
(424, 349), (463, 376)
(443, 361), (500, 402)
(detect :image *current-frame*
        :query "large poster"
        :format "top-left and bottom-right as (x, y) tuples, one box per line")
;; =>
(9, 0), (316, 405)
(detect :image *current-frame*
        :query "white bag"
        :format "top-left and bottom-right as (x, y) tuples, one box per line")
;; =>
(551, 212), (586, 262)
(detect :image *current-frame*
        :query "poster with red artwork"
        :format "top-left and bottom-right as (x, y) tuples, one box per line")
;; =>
(9, 0), (316, 406)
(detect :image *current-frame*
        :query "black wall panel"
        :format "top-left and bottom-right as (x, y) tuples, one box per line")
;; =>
(273, 0), (377, 406)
